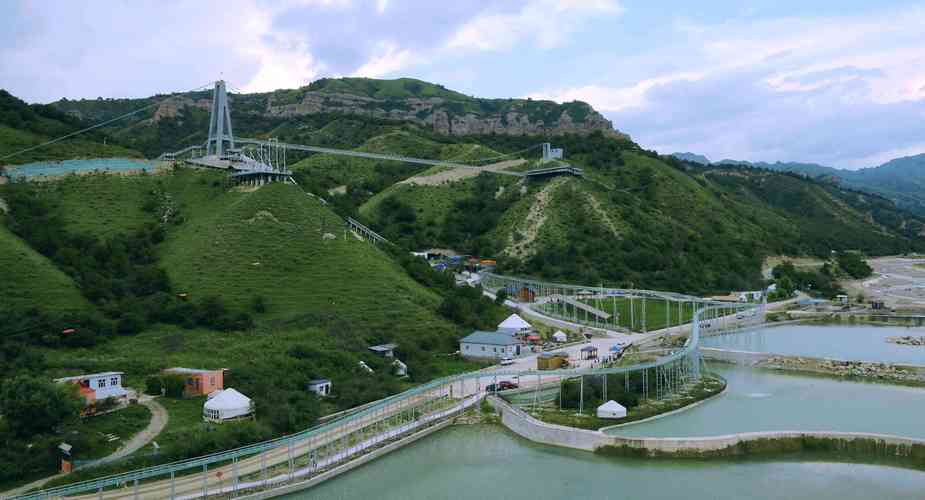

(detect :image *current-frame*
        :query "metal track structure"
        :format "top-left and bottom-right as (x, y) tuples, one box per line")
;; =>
(13, 273), (763, 500)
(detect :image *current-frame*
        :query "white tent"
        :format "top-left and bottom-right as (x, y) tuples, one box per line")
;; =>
(203, 388), (254, 422)
(552, 330), (568, 343)
(498, 314), (532, 334)
(596, 400), (627, 419)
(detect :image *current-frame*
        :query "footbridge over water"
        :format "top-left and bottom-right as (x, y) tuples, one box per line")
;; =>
(12, 272), (763, 500)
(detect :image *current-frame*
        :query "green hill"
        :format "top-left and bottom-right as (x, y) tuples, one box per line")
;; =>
(0, 224), (90, 314)
(358, 133), (924, 294)
(0, 90), (141, 166)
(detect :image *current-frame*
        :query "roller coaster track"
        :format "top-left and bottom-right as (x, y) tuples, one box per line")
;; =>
(12, 272), (761, 500)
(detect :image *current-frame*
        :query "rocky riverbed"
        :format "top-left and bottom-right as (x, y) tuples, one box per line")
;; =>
(887, 335), (925, 346)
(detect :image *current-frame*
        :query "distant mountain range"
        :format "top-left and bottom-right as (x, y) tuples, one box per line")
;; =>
(671, 152), (925, 215)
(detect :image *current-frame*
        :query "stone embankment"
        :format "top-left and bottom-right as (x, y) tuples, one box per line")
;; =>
(488, 396), (925, 469)
(700, 348), (925, 384)
(887, 335), (925, 346)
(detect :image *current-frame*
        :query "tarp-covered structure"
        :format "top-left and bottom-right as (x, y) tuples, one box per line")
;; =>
(203, 388), (254, 422)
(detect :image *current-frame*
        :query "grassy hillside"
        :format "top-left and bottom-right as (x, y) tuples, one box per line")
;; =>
(0, 90), (141, 166)
(356, 133), (924, 294)
(0, 224), (90, 314)
(160, 182), (449, 332)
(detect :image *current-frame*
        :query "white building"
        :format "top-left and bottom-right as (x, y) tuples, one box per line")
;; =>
(203, 388), (255, 423)
(308, 379), (332, 397)
(55, 372), (128, 412)
(596, 400), (627, 419)
(460, 331), (523, 360)
(497, 314), (532, 335)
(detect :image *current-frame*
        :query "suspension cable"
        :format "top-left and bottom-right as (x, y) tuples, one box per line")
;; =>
(0, 81), (216, 163)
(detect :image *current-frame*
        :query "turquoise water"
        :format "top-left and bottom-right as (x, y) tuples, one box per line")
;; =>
(289, 424), (925, 500)
(702, 324), (925, 364)
(609, 365), (925, 438)
(7, 158), (153, 178)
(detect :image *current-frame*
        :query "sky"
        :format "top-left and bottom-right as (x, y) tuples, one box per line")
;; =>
(2, 0), (924, 169)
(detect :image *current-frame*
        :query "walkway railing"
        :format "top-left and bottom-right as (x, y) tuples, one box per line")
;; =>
(12, 277), (763, 500)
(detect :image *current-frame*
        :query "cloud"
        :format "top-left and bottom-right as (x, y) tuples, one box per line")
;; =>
(352, 41), (417, 78)
(446, 0), (622, 52)
(529, 5), (925, 168)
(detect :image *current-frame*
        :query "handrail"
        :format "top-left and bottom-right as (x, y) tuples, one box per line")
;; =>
(12, 277), (760, 499)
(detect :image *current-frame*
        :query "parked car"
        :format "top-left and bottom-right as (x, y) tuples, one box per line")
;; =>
(500, 357), (515, 366)
(485, 381), (519, 392)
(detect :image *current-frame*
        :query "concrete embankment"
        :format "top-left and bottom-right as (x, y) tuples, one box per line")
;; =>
(701, 348), (925, 384)
(488, 396), (925, 469)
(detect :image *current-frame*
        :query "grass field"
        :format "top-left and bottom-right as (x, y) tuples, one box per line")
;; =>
(0, 224), (90, 314)
(536, 296), (696, 333)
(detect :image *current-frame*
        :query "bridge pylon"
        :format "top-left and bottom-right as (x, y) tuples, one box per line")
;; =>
(206, 80), (235, 157)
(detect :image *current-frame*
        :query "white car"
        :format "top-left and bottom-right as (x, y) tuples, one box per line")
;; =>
(500, 357), (515, 366)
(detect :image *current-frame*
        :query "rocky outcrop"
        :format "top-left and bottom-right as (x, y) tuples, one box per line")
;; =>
(887, 336), (925, 347)
(152, 97), (210, 122)
(264, 91), (626, 139)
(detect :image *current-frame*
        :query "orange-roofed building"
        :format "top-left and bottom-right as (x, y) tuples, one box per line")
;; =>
(163, 367), (225, 397)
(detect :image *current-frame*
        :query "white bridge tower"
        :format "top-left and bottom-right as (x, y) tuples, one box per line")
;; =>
(206, 80), (235, 157)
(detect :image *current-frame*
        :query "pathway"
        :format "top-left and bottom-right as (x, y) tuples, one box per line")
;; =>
(1, 398), (167, 498)
(86, 398), (168, 467)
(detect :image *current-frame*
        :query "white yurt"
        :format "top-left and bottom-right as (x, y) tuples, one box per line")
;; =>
(552, 330), (568, 343)
(596, 400), (627, 419)
(203, 388), (255, 423)
(498, 314), (532, 335)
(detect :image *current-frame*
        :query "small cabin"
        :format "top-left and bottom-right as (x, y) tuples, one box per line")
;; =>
(308, 379), (332, 397)
(54, 372), (128, 415)
(162, 367), (225, 397)
(368, 343), (397, 358)
(460, 331), (523, 360)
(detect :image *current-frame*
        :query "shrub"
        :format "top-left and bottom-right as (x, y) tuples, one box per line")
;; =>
(144, 376), (163, 396)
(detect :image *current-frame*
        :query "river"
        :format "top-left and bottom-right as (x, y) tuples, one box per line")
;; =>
(702, 324), (925, 365)
(289, 424), (925, 500)
(286, 324), (925, 499)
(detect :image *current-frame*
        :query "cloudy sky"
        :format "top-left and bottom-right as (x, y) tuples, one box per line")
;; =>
(2, 0), (924, 168)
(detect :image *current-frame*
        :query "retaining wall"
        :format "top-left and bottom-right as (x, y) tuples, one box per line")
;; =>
(489, 396), (925, 468)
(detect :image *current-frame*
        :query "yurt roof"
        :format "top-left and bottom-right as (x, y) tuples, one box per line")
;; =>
(204, 388), (251, 411)
(597, 400), (626, 412)
(498, 314), (531, 330)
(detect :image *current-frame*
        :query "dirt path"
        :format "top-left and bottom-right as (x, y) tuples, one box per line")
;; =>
(504, 177), (567, 258)
(89, 397), (168, 467)
(399, 159), (526, 186)
(1, 398), (168, 498)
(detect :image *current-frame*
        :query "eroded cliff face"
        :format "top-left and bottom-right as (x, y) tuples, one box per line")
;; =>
(263, 91), (627, 138)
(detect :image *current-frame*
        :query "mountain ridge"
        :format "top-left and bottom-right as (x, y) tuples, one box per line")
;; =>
(671, 152), (925, 215)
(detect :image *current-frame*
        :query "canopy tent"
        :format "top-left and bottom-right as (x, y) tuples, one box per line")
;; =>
(498, 314), (532, 334)
(552, 331), (568, 343)
(203, 388), (254, 422)
(597, 400), (628, 419)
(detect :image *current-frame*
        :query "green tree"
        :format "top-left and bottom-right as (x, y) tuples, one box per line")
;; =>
(0, 376), (83, 436)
